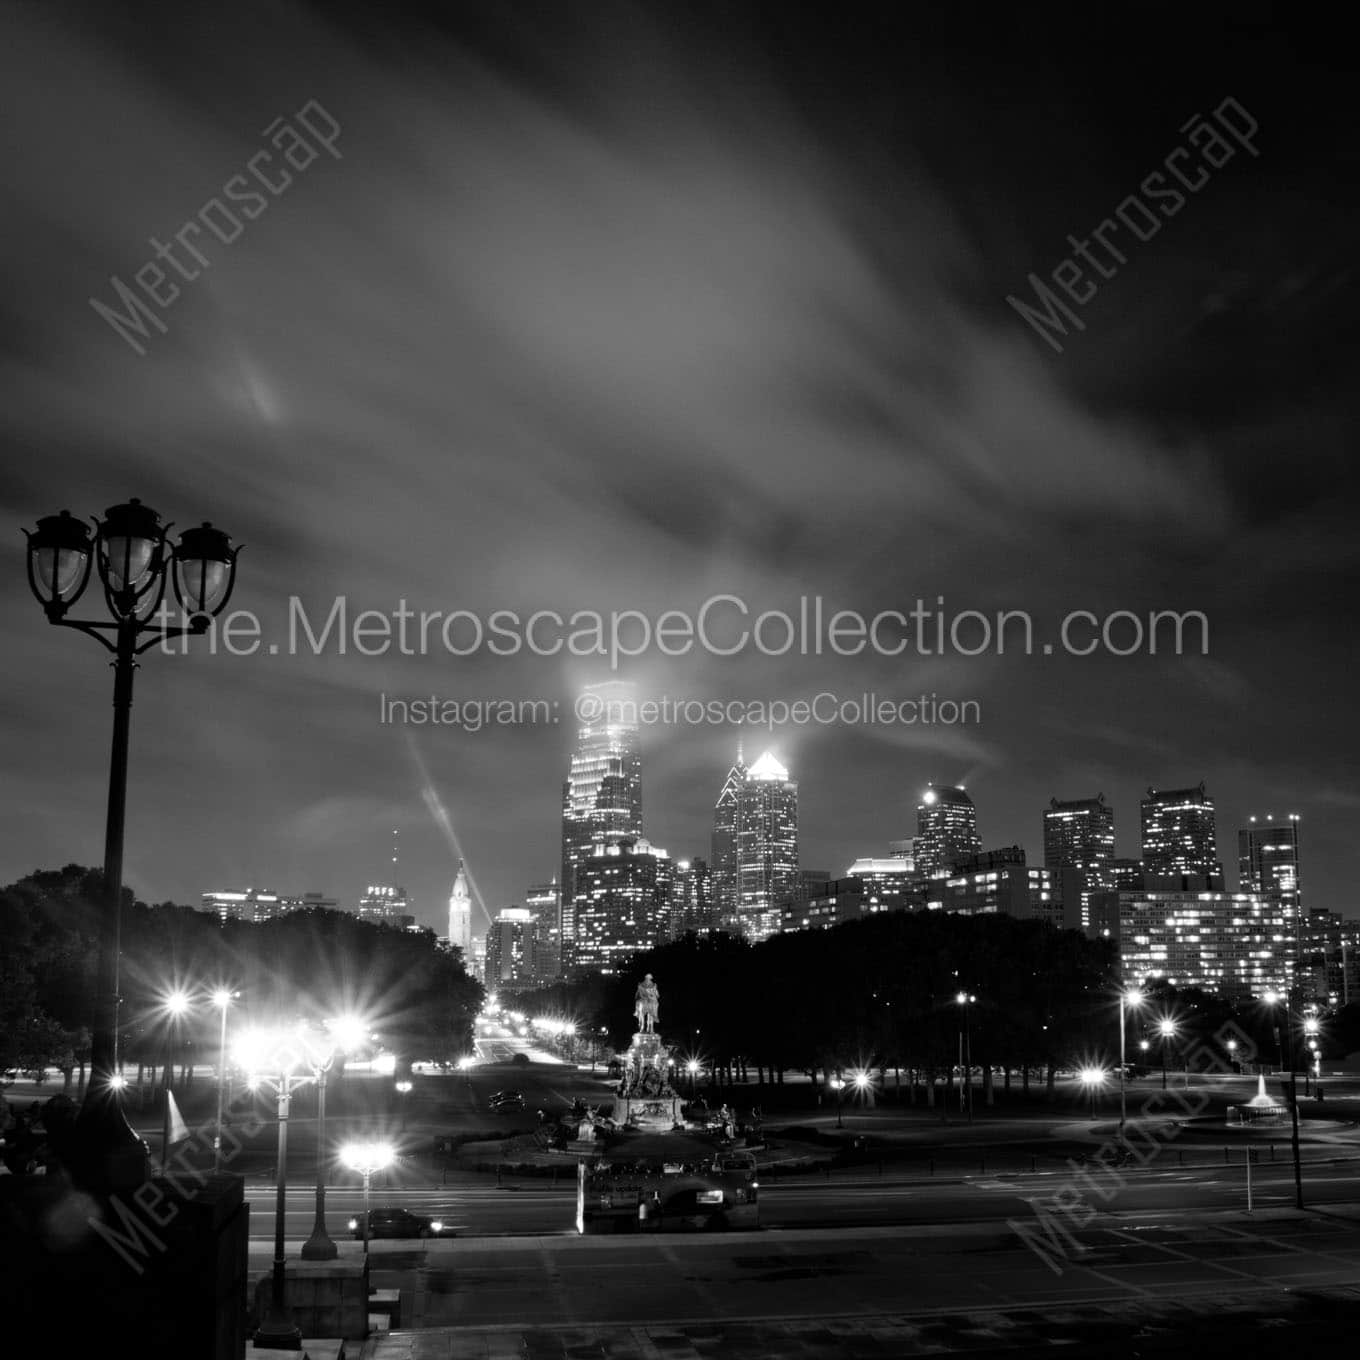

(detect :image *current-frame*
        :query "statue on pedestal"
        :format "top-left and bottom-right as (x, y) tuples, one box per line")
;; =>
(634, 974), (660, 1033)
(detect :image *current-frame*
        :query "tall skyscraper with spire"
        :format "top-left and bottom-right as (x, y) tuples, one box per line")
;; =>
(733, 750), (799, 942)
(710, 743), (747, 928)
(561, 681), (643, 974)
(447, 860), (473, 960)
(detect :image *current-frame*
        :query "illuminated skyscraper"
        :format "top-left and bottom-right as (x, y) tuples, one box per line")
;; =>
(915, 784), (980, 878)
(573, 833), (671, 973)
(1141, 783), (1221, 878)
(561, 681), (643, 973)
(669, 857), (715, 938)
(485, 908), (541, 987)
(446, 860), (472, 960)
(1044, 794), (1116, 929)
(710, 746), (747, 928)
(1238, 814), (1301, 897)
(734, 750), (799, 942)
(526, 879), (561, 978)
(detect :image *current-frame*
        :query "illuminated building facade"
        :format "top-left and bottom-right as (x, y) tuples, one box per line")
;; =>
(915, 784), (981, 878)
(1089, 877), (1296, 1000)
(358, 883), (411, 922)
(446, 861), (473, 959)
(200, 889), (338, 924)
(710, 747), (748, 928)
(669, 857), (715, 939)
(734, 751), (799, 942)
(926, 846), (1058, 925)
(844, 856), (923, 914)
(572, 833), (671, 974)
(484, 907), (541, 987)
(561, 681), (643, 973)
(526, 879), (561, 978)
(1044, 793), (1115, 929)
(1140, 783), (1221, 878)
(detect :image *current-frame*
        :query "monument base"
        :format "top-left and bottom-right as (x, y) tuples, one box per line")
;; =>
(252, 1258), (369, 1342)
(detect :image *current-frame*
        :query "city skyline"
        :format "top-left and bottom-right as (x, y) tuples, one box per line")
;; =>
(4, 6), (1357, 936)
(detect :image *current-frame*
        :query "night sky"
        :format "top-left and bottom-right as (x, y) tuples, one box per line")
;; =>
(3, 2), (1356, 933)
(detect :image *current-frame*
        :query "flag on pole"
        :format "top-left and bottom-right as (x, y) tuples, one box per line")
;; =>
(166, 1090), (191, 1148)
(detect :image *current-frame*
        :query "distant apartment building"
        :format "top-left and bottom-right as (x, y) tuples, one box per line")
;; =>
(1089, 873), (1296, 1000)
(484, 907), (542, 987)
(926, 846), (1058, 926)
(201, 889), (338, 924)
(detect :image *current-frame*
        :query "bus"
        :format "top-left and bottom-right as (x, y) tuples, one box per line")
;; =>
(576, 1149), (759, 1233)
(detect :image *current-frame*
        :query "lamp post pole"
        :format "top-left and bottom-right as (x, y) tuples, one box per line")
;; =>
(300, 1066), (337, 1261)
(213, 990), (237, 1174)
(256, 1082), (302, 1350)
(23, 502), (239, 1194)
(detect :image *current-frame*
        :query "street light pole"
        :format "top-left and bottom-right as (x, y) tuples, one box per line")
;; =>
(256, 1082), (301, 1350)
(300, 1065), (336, 1261)
(1118, 987), (1142, 1138)
(24, 502), (239, 1194)
(212, 989), (237, 1174)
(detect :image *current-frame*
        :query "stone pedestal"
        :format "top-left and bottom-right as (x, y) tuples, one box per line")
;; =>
(251, 1259), (369, 1342)
(612, 1030), (681, 1130)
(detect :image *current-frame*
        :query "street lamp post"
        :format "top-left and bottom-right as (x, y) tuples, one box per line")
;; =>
(830, 1076), (845, 1128)
(1158, 1018), (1177, 1093)
(955, 992), (975, 1123)
(341, 1141), (396, 1256)
(212, 989), (238, 1174)
(686, 1059), (700, 1097)
(23, 501), (240, 1192)
(237, 1026), (316, 1350)
(1304, 1016), (1320, 1095)
(300, 1020), (355, 1263)
(395, 1080), (413, 1131)
(1079, 1066), (1105, 1119)
(1118, 986), (1142, 1138)
(1264, 992), (1304, 1210)
(159, 990), (190, 1173)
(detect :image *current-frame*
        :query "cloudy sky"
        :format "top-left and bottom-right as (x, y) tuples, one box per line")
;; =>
(2, 2), (1356, 931)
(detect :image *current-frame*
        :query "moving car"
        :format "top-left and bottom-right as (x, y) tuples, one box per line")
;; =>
(347, 1207), (451, 1239)
(488, 1090), (525, 1111)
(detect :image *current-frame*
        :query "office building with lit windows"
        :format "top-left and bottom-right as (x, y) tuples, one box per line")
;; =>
(734, 751), (799, 942)
(484, 907), (542, 987)
(200, 889), (338, 924)
(710, 747), (748, 927)
(1140, 783), (1222, 878)
(561, 681), (643, 973)
(572, 833), (671, 974)
(1088, 875), (1295, 1000)
(357, 883), (411, 923)
(915, 784), (981, 878)
(926, 846), (1059, 925)
(526, 879), (561, 978)
(669, 857), (716, 939)
(1043, 793), (1115, 928)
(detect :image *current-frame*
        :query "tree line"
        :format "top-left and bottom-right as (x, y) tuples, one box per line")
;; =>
(0, 865), (483, 1084)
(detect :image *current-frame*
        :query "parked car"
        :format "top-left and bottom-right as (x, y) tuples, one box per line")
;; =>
(347, 1207), (451, 1239)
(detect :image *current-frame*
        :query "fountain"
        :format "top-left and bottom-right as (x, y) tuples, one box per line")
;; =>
(1227, 1074), (1286, 1126)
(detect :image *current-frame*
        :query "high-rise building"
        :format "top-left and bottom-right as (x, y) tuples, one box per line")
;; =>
(526, 879), (561, 978)
(844, 856), (922, 914)
(446, 861), (473, 960)
(572, 833), (671, 974)
(484, 907), (541, 987)
(1089, 875), (1296, 1000)
(1140, 783), (1221, 878)
(1239, 815), (1302, 896)
(561, 681), (643, 973)
(1044, 794), (1116, 930)
(669, 857), (716, 939)
(734, 751), (799, 942)
(357, 884), (411, 922)
(710, 746), (748, 928)
(915, 784), (981, 878)
(470, 935), (487, 984)
(1107, 858), (1145, 890)
(200, 889), (338, 924)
